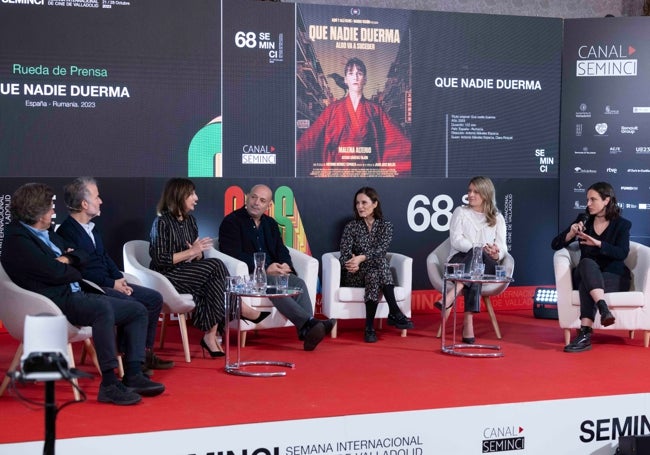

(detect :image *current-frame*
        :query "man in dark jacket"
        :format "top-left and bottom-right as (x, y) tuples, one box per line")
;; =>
(1, 183), (164, 405)
(57, 177), (173, 373)
(219, 184), (335, 351)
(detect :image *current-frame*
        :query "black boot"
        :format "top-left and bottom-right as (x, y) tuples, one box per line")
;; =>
(364, 327), (377, 343)
(383, 285), (414, 329)
(364, 300), (378, 343)
(387, 312), (414, 329)
(596, 300), (615, 327)
(564, 326), (592, 353)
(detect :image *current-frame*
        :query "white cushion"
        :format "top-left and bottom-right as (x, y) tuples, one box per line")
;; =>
(336, 286), (406, 303)
(570, 290), (644, 308)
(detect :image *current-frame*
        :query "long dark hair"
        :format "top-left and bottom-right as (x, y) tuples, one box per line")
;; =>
(156, 178), (196, 218)
(588, 181), (620, 220)
(353, 186), (383, 220)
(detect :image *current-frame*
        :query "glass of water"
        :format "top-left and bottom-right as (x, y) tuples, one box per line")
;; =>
(277, 274), (289, 291)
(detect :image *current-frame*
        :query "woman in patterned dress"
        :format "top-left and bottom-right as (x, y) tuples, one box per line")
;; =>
(149, 178), (266, 357)
(339, 187), (414, 343)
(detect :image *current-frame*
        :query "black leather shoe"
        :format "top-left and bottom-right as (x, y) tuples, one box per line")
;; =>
(303, 320), (326, 351)
(322, 318), (337, 335)
(364, 328), (377, 343)
(241, 311), (271, 325)
(122, 374), (165, 397)
(564, 327), (592, 353)
(200, 338), (225, 358)
(387, 313), (414, 329)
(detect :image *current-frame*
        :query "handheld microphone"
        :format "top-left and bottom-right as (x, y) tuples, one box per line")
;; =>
(576, 213), (589, 231)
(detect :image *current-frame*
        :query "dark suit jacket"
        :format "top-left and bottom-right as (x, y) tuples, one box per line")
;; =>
(551, 214), (631, 276)
(57, 216), (122, 288)
(218, 207), (294, 274)
(1, 220), (92, 307)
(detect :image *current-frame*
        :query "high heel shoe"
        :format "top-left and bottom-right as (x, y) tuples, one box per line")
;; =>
(200, 338), (225, 358)
(434, 300), (453, 311)
(241, 311), (271, 325)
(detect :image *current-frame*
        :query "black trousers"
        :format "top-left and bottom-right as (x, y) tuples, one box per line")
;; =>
(573, 258), (630, 321)
(58, 291), (148, 372)
(449, 251), (498, 312)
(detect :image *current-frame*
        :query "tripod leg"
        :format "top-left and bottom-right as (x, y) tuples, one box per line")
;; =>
(44, 381), (56, 455)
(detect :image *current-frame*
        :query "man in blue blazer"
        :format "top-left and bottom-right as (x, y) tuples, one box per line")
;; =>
(57, 177), (174, 374)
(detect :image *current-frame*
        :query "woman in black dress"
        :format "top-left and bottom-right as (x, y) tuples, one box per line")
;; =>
(150, 178), (267, 357)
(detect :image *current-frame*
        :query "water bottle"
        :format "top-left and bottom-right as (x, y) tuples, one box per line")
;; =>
(470, 243), (484, 278)
(253, 252), (267, 293)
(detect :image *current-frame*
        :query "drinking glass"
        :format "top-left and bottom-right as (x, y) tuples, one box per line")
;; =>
(265, 275), (278, 294)
(225, 276), (242, 292)
(277, 274), (289, 291)
(495, 265), (507, 278)
(444, 262), (456, 277)
(244, 274), (255, 292)
(453, 263), (465, 278)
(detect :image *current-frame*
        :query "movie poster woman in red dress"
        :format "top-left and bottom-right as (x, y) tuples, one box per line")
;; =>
(297, 57), (411, 177)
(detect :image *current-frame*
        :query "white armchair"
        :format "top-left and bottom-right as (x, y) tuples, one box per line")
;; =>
(0, 263), (95, 400)
(553, 241), (650, 347)
(205, 247), (318, 347)
(427, 238), (515, 339)
(122, 240), (196, 362)
(321, 251), (412, 338)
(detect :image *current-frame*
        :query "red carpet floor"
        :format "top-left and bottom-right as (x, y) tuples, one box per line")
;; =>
(1, 309), (649, 444)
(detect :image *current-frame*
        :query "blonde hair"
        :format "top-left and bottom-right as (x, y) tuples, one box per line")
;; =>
(469, 176), (499, 227)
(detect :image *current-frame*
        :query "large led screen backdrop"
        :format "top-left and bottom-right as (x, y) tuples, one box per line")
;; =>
(1, 2), (562, 181)
(295, 5), (412, 178)
(294, 6), (562, 179)
(0, 0), (221, 178)
(0, 1), (568, 289)
(560, 17), (650, 244)
(221, 1), (297, 179)
(411, 11), (562, 179)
